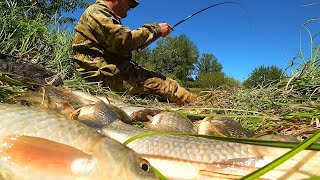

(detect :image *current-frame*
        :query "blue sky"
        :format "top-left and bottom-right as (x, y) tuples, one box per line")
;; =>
(65, 0), (319, 82)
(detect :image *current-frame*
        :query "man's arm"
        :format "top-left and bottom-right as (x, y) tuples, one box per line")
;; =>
(135, 23), (173, 51)
(87, 8), (173, 53)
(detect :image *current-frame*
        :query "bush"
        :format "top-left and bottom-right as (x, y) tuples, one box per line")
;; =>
(243, 65), (284, 88)
(196, 72), (241, 89)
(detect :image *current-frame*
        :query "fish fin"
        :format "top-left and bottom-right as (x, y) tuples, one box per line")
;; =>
(71, 108), (81, 120)
(0, 135), (97, 176)
(76, 104), (103, 128)
(198, 170), (244, 179)
(198, 120), (230, 136)
(198, 157), (271, 179)
(198, 170), (270, 180)
(131, 109), (163, 122)
(146, 115), (153, 121)
(55, 100), (76, 116)
(96, 95), (111, 104)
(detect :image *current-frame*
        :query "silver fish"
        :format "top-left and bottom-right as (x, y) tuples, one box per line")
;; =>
(197, 117), (248, 138)
(145, 111), (197, 133)
(102, 121), (320, 179)
(119, 105), (163, 122)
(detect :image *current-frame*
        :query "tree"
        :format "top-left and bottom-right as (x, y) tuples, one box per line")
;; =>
(132, 47), (153, 70)
(243, 65), (284, 88)
(196, 53), (222, 77)
(1, 0), (90, 24)
(193, 53), (228, 88)
(149, 35), (199, 85)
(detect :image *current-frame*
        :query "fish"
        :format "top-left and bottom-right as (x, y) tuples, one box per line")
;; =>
(70, 91), (166, 123)
(40, 86), (86, 109)
(72, 90), (125, 105)
(119, 105), (164, 122)
(37, 95), (320, 179)
(4, 86), (153, 123)
(0, 103), (159, 180)
(4, 90), (78, 117)
(0, 54), (63, 86)
(101, 121), (320, 179)
(75, 100), (132, 128)
(4, 86), (120, 111)
(255, 134), (320, 143)
(3, 86), (83, 116)
(197, 117), (248, 138)
(4, 91), (56, 108)
(145, 111), (198, 133)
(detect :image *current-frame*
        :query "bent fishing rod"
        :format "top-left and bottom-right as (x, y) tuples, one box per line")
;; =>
(173, 1), (249, 28)
(138, 2), (248, 51)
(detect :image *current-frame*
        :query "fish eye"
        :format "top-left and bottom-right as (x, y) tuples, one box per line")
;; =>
(140, 160), (150, 172)
(20, 100), (31, 106)
(301, 135), (308, 141)
(141, 163), (150, 172)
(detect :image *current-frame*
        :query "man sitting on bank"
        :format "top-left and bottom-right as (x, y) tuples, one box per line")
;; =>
(72, 0), (198, 105)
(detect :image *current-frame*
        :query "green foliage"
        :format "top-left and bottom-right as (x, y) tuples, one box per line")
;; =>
(196, 72), (241, 89)
(133, 36), (241, 88)
(243, 65), (284, 88)
(197, 72), (225, 88)
(196, 53), (222, 75)
(132, 47), (154, 70)
(193, 54), (240, 88)
(1, 0), (90, 24)
(149, 35), (199, 84)
(0, 4), (49, 57)
(223, 76), (242, 88)
(0, 2), (76, 80)
(38, 29), (76, 80)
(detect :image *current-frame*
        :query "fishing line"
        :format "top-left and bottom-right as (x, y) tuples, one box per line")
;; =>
(173, 1), (251, 29)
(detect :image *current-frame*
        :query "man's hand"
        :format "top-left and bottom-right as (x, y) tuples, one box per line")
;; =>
(159, 23), (173, 37)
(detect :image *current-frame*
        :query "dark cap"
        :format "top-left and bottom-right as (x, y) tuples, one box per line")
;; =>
(130, 0), (139, 8)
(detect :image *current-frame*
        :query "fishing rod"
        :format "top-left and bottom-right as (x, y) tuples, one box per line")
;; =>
(173, 1), (248, 28)
(138, 2), (248, 51)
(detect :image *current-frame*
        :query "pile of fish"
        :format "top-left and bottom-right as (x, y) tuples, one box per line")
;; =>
(1, 86), (319, 179)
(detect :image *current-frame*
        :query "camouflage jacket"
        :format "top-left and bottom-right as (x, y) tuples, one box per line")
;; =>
(72, 0), (162, 63)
